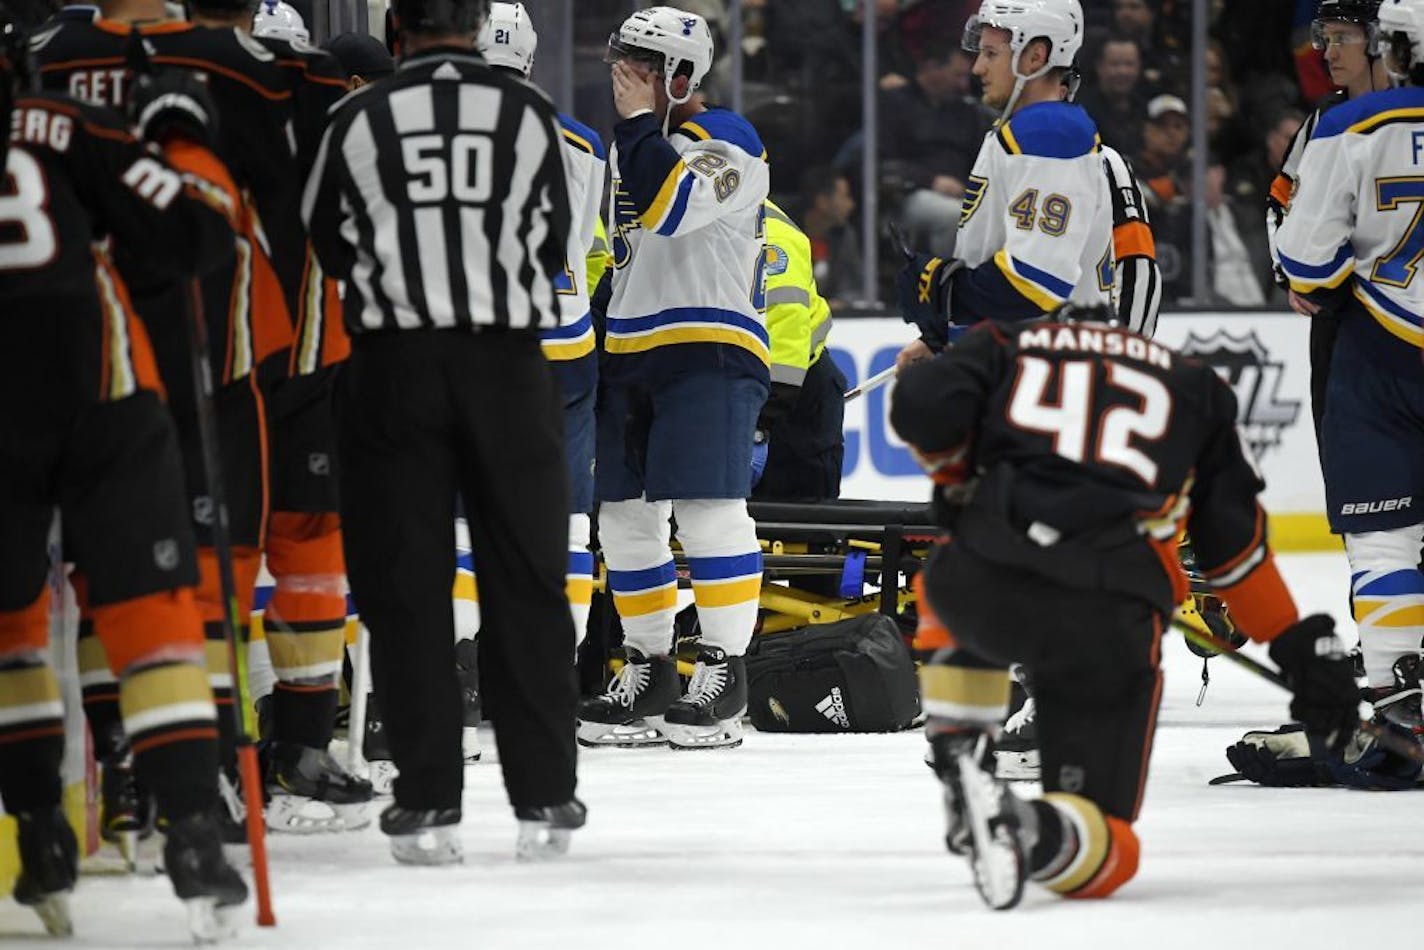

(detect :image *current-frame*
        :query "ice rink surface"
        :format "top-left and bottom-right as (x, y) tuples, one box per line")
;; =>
(3, 552), (1419, 949)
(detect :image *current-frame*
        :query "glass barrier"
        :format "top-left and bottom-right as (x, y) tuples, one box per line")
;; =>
(353, 0), (1336, 314)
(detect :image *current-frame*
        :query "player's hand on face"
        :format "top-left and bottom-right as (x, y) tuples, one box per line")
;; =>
(896, 339), (934, 370)
(1288, 289), (1320, 317)
(611, 61), (658, 119)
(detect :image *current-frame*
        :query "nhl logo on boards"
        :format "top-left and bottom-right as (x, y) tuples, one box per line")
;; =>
(153, 539), (180, 571)
(815, 687), (851, 729)
(1179, 330), (1300, 461)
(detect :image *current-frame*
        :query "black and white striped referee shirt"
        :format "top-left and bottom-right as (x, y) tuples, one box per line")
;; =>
(301, 48), (571, 334)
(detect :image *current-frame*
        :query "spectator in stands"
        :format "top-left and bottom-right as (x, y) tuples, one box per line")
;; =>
(1136, 93), (1190, 205)
(1206, 162), (1267, 306)
(1077, 34), (1150, 156)
(879, 42), (990, 256)
(1226, 108), (1306, 305)
(1206, 38), (1249, 164)
(1136, 94), (1192, 300)
(799, 166), (863, 310)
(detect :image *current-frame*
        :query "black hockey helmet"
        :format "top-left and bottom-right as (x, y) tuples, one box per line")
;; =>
(390, 0), (489, 38)
(1312, 0), (1382, 50)
(0, 2), (52, 167)
(1050, 301), (1117, 325)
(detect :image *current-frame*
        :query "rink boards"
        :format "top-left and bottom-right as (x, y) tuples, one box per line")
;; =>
(831, 310), (1331, 550)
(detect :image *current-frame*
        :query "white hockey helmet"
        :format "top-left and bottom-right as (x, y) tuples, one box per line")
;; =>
(963, 0), (1085, 76)
(252, 0), (310, 45)
(1377, 0), (1424, 73)
(477, 2), (537, 78)
(605, 6), (714, 104)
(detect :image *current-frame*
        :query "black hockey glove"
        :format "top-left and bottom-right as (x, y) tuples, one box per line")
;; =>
(130, 69), (219, 147)
(1267, 614), (1359, 753)
(895, 252), (962, 351)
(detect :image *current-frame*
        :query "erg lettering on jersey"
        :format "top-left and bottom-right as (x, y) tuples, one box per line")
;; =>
(9, 107), (74, 151)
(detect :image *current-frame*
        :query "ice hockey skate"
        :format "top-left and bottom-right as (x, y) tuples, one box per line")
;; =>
(13, 807), (78, 937)
(380, 804), (463, 866)
(162, 812), (249, 942)
(664, 646), (747, 750)
(1366, 653), (1423, 736)
(514, 797), (587, 862)
(931, 730), (1027, 910)
(577, 648), (680, 748)
(265, 741), (376, 833)
(99, 747), (156, 870)
(455, 637), (483, 762)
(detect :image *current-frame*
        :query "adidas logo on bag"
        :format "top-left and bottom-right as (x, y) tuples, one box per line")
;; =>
(815, 687), (851, 729)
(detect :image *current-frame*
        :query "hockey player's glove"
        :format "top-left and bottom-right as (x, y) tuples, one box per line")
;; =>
(1267, 614), (1360, 752)
(130, 69), (219, 147)
(895, 253), (962, 351)
(750, 429), (769, 488)
(1225, 721), (1422, 790)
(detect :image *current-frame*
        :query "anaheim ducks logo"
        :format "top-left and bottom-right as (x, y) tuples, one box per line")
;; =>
(1180, 330), (1300, 460)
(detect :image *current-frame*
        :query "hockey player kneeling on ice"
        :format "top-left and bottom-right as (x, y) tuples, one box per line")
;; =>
(891, 303), (1360, 908)
(0, 15), (247, 937)
(578, 7), (770, 751)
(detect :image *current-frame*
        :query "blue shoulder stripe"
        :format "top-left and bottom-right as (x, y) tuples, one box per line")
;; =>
(1001, 102), (1098, 159)
(676, 108), (767, 161)
(558, 112), (607, 160)
(1313, 86), (1424, 140)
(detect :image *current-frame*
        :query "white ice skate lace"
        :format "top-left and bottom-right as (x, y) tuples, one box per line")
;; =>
(683, 661), (727, 705)
(1003, 696), (1035, 734)
(607, 662), (650, 708)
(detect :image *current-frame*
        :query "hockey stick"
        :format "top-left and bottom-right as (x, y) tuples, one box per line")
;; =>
(183, 279), (276, 927)
(1170, 616), (1424, 766)
(844, 365), (897, 402)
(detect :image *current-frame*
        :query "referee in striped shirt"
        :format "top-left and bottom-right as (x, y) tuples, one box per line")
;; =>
(301, 0), (584, 864)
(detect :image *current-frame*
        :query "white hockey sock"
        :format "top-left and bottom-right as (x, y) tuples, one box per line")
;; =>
(600, 499), (677, 656)
(1346, 528), (1424, 688)
(674, 499), (762, 657)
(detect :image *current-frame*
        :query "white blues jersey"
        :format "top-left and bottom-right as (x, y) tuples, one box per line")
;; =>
(950, 101), (1113, 323)
(540, 112), (606, 363)
(605, 106), (771, 378)
(1277, 85), (1424, 366)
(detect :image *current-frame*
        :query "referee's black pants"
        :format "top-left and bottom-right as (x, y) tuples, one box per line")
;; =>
(336, 329), (578, 813)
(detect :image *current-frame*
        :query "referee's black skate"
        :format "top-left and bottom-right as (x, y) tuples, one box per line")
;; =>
(380, 804), (462, 866)
(265, 741), (375, 834)
(577, 648), (679, 748)
(162, 811), (249, 942)
(931, 730), (1027, 910)
(664, 646), (747, 750)
(13, 807), (78, 937)
(514, 797), (587, 862)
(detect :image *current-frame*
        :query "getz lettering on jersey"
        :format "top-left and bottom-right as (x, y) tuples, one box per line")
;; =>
(1016, 324), (1173, 370)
